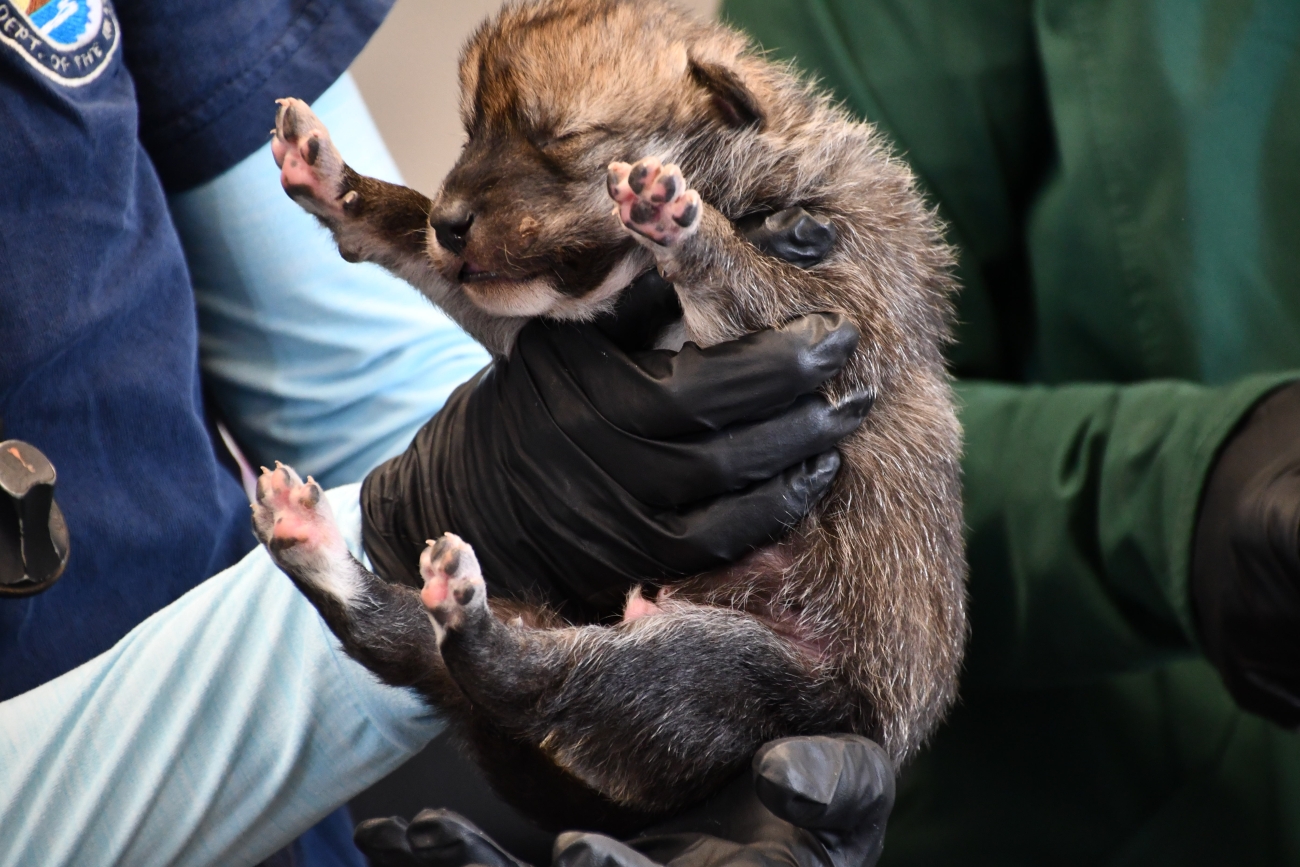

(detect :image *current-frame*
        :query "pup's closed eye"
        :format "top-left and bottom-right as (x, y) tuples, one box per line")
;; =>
(534, 124), (612, 152)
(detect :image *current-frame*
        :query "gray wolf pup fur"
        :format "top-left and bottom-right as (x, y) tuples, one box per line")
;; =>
(254, 0), (967, 833)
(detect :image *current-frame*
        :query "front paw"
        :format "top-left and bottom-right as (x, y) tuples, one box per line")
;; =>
(272, 97), (356, 221)
(419, 533), (487, 642)
(607, 156), (702, 247)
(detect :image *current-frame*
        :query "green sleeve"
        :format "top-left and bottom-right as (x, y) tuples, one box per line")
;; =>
(957, 375), (1292, 687)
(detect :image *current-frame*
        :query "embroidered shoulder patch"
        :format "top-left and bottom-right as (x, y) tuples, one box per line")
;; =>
(0, 0), (119, 86)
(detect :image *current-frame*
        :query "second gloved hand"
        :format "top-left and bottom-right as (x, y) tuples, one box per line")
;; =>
(1193, 381), (1300, 727)
(360, 271), (867, 618)
(354, 735), (894, 867)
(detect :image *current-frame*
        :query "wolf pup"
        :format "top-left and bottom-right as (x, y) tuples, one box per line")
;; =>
(255, 0), (966, 831)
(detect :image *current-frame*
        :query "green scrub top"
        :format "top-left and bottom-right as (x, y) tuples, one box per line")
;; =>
(719, 1), (1300, 863)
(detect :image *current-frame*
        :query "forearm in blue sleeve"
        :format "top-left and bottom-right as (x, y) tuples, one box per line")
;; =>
(169, 73), (490, 489)
(0, 486), (442, 867)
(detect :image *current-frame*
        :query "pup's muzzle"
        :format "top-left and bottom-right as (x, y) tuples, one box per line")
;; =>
(430, 199), (475, 256)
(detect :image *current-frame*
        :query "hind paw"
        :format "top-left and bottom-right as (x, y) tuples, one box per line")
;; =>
(272, 97), (356, 221)
(607, 156), (701, 246)
(419, 533), (487, 641)
(252, 462), (345, 569)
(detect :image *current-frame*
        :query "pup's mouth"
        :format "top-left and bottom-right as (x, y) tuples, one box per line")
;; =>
(457, 260), (534, 285)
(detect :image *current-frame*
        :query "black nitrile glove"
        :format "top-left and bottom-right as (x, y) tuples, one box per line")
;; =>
(361, 210), (862, 619)
(1193, 381), (1300, 728)
(736, 208), (838, 270)
(354, 735), (894, 867)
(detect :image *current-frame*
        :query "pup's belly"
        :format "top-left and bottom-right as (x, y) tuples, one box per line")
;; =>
(625, 542), (831, 662)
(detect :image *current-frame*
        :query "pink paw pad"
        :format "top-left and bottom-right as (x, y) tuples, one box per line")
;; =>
(271, 98), (352, 216)
(419, 533), (486, 633)
(251, 461), (339, 556)
(606, 156), (702, 246)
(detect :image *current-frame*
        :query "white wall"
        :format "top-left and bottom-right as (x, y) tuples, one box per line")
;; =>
(349, 0), (719, 196)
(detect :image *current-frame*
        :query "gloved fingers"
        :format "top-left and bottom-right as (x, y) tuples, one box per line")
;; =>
(553, 832), (663, 867)
(627, 313), (860, 434)
(530, 312), (860, 440)
(403, 809), (532, 867)
(562, 391), (871, 507)
(659, 451), (841, 563)
(354, 817), (422, 867)
(752, 736), (894, 835)
(737, 207), (838, 269)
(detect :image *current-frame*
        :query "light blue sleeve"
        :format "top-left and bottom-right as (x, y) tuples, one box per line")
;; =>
(169, 73), (490, 489)
(0, 486), (442, 867)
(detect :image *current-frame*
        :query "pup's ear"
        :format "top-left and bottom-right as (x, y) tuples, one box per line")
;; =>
(688, 55), (766, 130)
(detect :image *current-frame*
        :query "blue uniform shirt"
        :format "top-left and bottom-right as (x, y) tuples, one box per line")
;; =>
(0, 0), (393, 700)
(1, 3), (398, 863)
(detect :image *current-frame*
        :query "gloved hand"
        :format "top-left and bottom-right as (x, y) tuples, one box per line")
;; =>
(354, 735), (894, 867)
(1192, 380), (1300, 727)
(361, 209), (864, 619)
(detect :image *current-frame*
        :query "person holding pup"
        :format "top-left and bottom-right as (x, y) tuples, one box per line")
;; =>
(0, 1), (882, 865)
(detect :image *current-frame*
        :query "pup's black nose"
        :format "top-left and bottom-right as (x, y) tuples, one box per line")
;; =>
(431, 203), (474, 256)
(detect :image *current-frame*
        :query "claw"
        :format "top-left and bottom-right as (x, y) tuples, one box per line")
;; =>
(275, 99), (298, 141)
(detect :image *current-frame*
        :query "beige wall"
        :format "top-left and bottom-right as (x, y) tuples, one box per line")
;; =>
(349, 0), (719, 196)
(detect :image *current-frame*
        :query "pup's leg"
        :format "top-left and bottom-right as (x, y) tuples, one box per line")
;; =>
(419, 533), (830, 814)
(607, 157), (840, 345)
(251, 463), (453, 702)
(271, 98), (440, 286)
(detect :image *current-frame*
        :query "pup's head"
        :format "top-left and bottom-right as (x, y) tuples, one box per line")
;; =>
(427, 0), (776, 321)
